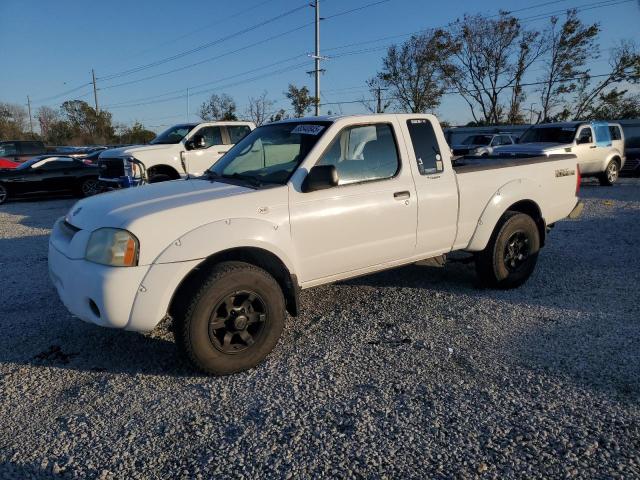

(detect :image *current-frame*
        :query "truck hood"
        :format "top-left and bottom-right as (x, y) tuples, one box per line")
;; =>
(100, 144), (175, 158)
(65, 179), (288, 264)
(493, 142), (572, 155)
(67, 179), (253, 232)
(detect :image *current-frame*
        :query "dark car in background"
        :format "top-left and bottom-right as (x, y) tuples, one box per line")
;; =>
(0, 140), (46, 164)
(0, 156), (99, 205)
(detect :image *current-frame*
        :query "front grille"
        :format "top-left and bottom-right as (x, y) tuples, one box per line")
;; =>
(98, 158), (125, 179)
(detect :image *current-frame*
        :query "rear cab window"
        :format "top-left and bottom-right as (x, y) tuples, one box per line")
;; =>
(406, 119), (443, 175)
(227, 125), (252, 144)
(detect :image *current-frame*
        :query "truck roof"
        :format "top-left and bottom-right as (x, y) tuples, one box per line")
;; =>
(532, 120), (622, 128)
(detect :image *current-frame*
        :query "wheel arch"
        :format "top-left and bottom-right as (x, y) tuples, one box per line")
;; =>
(466, 178), (546, 251)
(147, 164), (181, 180)
(168, 246), (300, 322)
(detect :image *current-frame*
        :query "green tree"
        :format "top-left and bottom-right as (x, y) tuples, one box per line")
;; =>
(117, 122), (156, 144)
(376, 30), (455, 113)
(285, 84), (317, 118)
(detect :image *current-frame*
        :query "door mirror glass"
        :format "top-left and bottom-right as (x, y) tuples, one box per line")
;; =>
(302, 165), (338, 192)
(186, 134), (206, 150)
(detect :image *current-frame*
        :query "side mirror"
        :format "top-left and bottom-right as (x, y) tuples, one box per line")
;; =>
(576, 135), (592, 145)
(186, 134), (206, 150)
(302, 165), (338, 192)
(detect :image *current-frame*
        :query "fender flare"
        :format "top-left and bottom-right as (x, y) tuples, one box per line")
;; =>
(465, 178), (544, 252)
(153, 217), (297, 273)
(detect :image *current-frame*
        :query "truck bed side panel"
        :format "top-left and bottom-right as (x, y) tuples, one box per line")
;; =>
(453, 155), (579, 251)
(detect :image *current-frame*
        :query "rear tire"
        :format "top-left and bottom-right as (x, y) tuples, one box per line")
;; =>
(475, 212), (540, 289)
(176, 261), (285, 375)
(599, 159), (619, 186)
(0, 184), (7, 205)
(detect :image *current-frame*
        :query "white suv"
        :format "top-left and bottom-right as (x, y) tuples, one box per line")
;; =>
(493, 121), (625, 185)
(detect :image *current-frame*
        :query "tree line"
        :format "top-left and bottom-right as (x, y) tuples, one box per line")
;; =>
(2, 8), (639, 143)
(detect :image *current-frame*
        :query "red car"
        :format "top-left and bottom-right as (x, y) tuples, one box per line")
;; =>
(0, 158), (19, 169)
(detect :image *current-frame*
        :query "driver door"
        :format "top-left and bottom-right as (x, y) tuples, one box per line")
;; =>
(574, 126), (601, 174)
(183, 126), (226, 175)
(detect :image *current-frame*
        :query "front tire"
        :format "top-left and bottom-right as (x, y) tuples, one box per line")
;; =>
(176, 261), (285, 375)
(599, 159), (619, 186)
(475, 212), (540, 289)
(0, 184), (7, 205)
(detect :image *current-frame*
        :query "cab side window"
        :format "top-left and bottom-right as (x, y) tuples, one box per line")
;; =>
(406, 119), (442, 175)
(196, 127), (223, 148)
(577, 127), (593, 144)
(227, 125), (251, 144)
(317, 123), (399, 185)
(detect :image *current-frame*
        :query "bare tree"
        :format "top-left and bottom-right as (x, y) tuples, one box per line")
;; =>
(37, 106), (59, 138)
(376, 30), (454, 113)
(245, 91), (274, 126)
(199, 93), (237, 121)
(360, 78), (392, 113)
(285, 84), (317, 118)
(537, 10), (599, 122)
(443, 13), (544, 124)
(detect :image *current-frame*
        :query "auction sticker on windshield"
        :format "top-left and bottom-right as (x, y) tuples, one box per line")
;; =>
(292, 125), (325, 135)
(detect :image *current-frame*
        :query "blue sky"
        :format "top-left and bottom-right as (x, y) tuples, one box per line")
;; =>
(1, 0), (639, 131)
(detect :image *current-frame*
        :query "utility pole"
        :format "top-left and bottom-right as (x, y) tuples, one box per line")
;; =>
(91, 68), (99, 114)
(308, 1), (325, 116)
(187, 88), (190, 121)
(26, 95), (34, 136)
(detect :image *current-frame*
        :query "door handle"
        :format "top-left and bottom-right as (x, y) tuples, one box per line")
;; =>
(394, 191), (410, 200)
(589, 145), (597, 149)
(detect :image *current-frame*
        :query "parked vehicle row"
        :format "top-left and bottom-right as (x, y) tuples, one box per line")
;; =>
(451, 132), (518, 157)
(0, 156), (99, 204)
(49, 113), (583, 375)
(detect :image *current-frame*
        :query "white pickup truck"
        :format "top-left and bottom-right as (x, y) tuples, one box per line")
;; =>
(492, 121), (625, 186)
(49, 114), (583, 375)
(98, 121), (255, 186)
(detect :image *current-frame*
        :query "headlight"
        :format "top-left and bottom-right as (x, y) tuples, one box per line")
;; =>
(85, 228), (139, 266)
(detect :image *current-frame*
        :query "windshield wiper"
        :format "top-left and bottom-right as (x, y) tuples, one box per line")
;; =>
(222, 173), (265, 187)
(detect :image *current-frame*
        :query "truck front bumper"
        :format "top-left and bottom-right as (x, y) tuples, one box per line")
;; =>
(49, 238), (202, 332)
(568, 200), (584, 219)
(48, 240), (150, 330)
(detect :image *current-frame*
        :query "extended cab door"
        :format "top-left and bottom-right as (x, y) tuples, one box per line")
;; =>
(289, 120), (417, 283)
(400, 118), (459, 256)
(183, 125), (226, 175)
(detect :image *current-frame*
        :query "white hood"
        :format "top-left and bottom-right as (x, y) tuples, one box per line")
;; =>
(100, 144), (175, 158)
(65, 179), (291, 264)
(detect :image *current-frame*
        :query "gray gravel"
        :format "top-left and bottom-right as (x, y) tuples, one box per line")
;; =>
(0, 179), (639, 479)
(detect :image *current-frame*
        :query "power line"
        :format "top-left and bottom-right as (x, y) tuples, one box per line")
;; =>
(317, 72), (640, 107)
(108, 0), (276, 65)
(98, 3), (311, 82)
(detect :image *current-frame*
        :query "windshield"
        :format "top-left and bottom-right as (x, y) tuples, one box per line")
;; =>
(519, 126), (577, 144)
(461, 135), (492, 146)
(150, 124), (196, 145)
(207, 122), (330, 186)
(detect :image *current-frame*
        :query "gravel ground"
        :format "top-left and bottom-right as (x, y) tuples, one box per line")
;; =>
(0, 179), (639, 479)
